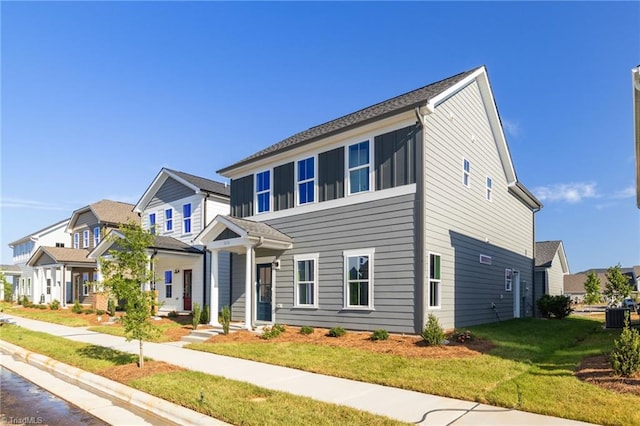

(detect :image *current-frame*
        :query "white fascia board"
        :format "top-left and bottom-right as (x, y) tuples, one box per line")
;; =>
(193, 215), (247, 245)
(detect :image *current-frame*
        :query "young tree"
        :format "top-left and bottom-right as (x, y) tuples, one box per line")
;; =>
(583, 271), (602, 306)
(603, 264), (633, 307)
(100, 222), (159, 368)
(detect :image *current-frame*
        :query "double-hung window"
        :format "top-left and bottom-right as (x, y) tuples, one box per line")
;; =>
(93, 227), (100, 246)
(165, 208), (173, 232)
(83, 230), (89, 248)
(165, 270), (173, 298)
(486, 177), (493, 201)
(256, 170), (271, 213)
(463, 158), (471, 187)
(429, 253), (441, 308)
(73, 233), (79, 249)
(348, 141), (370, 194)
(182, 204), (191, 234)
(344, 248), (374, 309)
(46, 278), (51, 295)
(294, 254), (319, 307)
(82, 272), (89, 296)
(149, 213), (156, 235)
(297, 157), (315, 205)
(505, 269), (513, 291)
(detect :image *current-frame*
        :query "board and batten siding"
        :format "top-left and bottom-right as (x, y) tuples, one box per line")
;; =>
(147, 177), (195, 209)
(227, 193), (418, 333)
(424, 80), (535, 329)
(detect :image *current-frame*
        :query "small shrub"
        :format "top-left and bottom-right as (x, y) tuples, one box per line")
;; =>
(36, 304), (48, 310)
(192, 303), (202, 330)
(299, 326), (314, 335)
(328, 327), (346, 338)
(71, 300), (83, 314)
(107, 298), (116, 316)
(49, 299), (60, 310)
(96, 309), (105, 316)
(167, 310), (179, 318)
(371, 329), (389, 341)
(221, 305), (231, 335)
(611, 318), (640, 377)
(83, 308), (94, 315)
(200, 305), (210, 325)
(450, 329), (474, 343)
(422, 314), (445, 346)
(537, 294), (573, 319)
(21, 296), (30, 307)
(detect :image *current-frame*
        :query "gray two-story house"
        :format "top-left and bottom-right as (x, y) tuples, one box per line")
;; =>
(197, 66), (542, 333)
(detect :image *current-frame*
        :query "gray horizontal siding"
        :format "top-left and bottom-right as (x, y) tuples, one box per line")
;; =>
(148, 177), (194, 209)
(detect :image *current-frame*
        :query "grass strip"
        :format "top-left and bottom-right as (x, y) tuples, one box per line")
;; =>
(0, 325), (407, 426)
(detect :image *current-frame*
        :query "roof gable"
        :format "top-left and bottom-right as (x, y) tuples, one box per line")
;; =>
(134, 168), (230, 213)
(67, 200), (138, 231)
(535, 240), (569, 273)
(27, 246), (93, 266)
(9, 218), (70, 247)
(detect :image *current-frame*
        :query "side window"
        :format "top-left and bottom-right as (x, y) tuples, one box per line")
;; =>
(256, 170), (271, 213)
(94, 227), (100, 246)
(73, 233), (79, 249)
(149, 213), (156, 235)
(182, 204), (191, 234)
(348, 141), (370, 194)
(463, 158), (470, 187)
(486, 177), (493, 201)
(165, 208), (173, 231)
(83, 230), (89, 248)
(294, 254), (319, 308)
(165, 270), (173, 298)
(429, 253), (441, 308)
(297, 157), (315, 205)
(505, 269), (513, 292)
(344, 248), (374, 309)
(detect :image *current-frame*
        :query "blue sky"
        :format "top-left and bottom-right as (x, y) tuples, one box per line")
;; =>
(1, 1), (639, 273)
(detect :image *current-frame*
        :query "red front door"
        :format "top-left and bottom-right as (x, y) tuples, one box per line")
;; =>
(183, 270), (192, 311)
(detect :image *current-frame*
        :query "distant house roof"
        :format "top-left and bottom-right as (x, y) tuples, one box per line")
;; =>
(217, 66), (482, 174)
(535, 240), (569, 273)
(8, 217), (70, 247)
(67, 200), (139, 232)
(563, 266), (639, 294)
(134, 167), (230, 213)
(27, 247), (93, 267)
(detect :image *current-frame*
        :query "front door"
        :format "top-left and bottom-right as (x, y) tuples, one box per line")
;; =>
(183, 270), (192, 311)
(256, 264), (272, 322)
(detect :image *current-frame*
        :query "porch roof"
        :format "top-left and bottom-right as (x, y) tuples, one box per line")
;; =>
(27, 246), (94, 267)
(194, 215), (293, 252)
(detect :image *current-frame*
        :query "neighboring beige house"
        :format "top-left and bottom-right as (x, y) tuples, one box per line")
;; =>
(534, 240), (570, 300)
(564, 266), (639, 303)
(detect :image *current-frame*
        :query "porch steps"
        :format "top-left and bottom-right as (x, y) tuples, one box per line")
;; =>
(180, 323), (247, 343)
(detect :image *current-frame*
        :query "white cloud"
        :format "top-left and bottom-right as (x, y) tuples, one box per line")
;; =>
(612, 186), (635, 199)
(502, 119), (521, 138)
(533, 182), (598, 203)
(0, 198), (71, 211)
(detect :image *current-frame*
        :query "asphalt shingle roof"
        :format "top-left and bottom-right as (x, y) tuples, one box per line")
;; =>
(165, 168), (230, 197)
(535, 241), (561, 268)
(151, 235), (203, 254)
(35, 247), (93, 264)
(218, 66), (482, 174)
(88, 200), (140, 225)
(224, 216), (293, 243)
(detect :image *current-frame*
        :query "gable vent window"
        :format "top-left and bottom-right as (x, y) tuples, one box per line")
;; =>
(256, 170), (271, 213)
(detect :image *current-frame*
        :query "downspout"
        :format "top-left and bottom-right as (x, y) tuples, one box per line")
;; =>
(414, 106), (430, 333)
(61, 264), (66, 308)
(247, 236), (264, 328)
(203, 248), (207, 308)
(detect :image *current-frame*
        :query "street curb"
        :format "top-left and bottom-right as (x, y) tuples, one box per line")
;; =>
(0, 340), (226, 426)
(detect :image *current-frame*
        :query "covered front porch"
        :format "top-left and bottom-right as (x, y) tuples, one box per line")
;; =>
(195, 215), (293, 330)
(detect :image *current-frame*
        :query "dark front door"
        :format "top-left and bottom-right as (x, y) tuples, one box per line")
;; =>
(256, 264), (272, 322)
(183, 270), (192, 311)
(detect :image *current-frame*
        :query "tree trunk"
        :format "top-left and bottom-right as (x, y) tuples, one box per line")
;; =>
(139, 339), (144, 368)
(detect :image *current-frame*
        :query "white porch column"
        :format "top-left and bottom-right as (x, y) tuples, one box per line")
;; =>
(143, 253), (152, 291)
(244, 245), (253, 330)
(209, 249), (221, 326)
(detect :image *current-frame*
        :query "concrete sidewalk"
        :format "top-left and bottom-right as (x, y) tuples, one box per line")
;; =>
(1, 315), (595, 426)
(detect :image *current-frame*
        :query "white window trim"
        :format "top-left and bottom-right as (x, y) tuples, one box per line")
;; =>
(83, 230), (90, 248)
(182, 203), (192, 235)
(165, 208), (173, 232)
(505, 268), (513, 292)
(486, 176), (493, 201)
(343, 248), (375, 310)
(82, 273), (89, 296)
(255, 169), (272, 214)
(462, 158), (470, 188)
(428, 252), (442, 309)
(346, 139), (373, 196)
(73, 233), (79, 249)
(293, 253), (319, 308)
(295, 156), (317, 207)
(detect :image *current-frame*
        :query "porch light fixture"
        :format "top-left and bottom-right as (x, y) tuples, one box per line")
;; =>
(174, 268), (180, 273)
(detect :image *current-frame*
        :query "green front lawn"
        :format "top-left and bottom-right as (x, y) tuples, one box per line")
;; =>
(187, 317), (640, 426)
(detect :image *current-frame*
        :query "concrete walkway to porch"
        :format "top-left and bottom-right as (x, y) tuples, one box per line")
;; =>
(1, 315), (595, 426)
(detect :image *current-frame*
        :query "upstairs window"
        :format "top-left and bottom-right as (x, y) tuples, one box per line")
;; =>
(463, 158), (470, 187)
(83, 230), (89, 248)
(429, 253), (442, 308)
(165, 208), (173, 231)
(486, 177), (493, 201)
(348, 141), (370, 194)
(55, 242), (65, 248)
(256, 170), (271, 213)
(94, 227), (100, 246)
(149, 213), (156, 235)
(73, 233), (79, 249)
(182, 204), (192, 233)
(297, 157), (315, 205)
